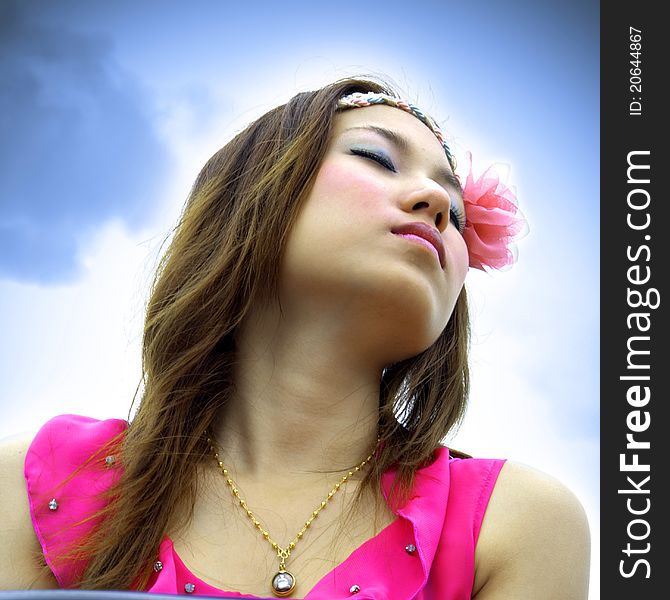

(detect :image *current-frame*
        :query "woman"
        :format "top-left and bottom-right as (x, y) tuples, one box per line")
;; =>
(0, 76), (590, 598)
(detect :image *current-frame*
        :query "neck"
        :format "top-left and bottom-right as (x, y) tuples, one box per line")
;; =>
(211, 302), (383, 483)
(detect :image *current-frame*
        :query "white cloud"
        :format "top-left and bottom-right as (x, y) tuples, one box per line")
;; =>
(448, 270), (599, 599)
(0, 220), (155, 438)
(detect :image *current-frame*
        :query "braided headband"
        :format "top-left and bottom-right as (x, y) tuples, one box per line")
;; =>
(336, 92), (526, 271)
(337, 92), (449, 155)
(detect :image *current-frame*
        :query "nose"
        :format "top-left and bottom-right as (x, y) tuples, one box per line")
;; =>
(401, 179), (452, 233)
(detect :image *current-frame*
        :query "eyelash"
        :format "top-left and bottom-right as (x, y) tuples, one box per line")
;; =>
(350, 148), (397, 172)
(351, 148), (466, 234)
(450, 207), (466, 233)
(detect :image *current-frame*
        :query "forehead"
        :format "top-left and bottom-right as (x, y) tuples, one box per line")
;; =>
(332, 105), (453, 171)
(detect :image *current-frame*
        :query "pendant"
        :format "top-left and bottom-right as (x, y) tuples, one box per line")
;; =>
(271, 569), (296, 597)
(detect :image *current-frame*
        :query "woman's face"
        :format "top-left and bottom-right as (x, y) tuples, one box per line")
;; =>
(280, 105), (469, 360)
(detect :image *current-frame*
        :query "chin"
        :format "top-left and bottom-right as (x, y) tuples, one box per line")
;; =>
(381, 261), (455, 314)
(370, 294), (452, 365)
(377, 326), (444, 366)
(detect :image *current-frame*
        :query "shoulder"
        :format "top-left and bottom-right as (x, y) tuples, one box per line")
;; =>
(24, 414), (127, 505)
(0, 414), (127, 589)
(0, 434), (58, 588)
(472, 461), (590, 599)
(26, 414), (128, 459)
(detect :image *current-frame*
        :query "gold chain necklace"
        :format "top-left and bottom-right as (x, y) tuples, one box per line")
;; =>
(207, 436), (377, 598)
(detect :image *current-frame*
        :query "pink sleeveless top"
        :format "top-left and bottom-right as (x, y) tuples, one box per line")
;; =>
(24, 415), (505, 599)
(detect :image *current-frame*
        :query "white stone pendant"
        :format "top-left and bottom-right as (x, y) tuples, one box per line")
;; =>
(271, 569), (296, 597)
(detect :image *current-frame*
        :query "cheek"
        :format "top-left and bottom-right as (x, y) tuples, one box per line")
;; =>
(309, 162), (389, 219)
(455, 238), (470, 281)
(283, 162), (388, 276)
(444, 231), (470, 283)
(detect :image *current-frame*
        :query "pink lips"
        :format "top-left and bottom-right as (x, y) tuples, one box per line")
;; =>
(391, 222), (446, 268)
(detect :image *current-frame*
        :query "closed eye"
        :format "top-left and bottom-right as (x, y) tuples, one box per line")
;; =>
(450, 206), (466, 234)
(350, 148), (397, 172)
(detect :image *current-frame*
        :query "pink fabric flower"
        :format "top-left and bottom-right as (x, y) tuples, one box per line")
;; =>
(460, 152), (527, 271)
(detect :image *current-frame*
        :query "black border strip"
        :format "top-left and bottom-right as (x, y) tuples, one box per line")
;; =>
(601, 2), (667, 595)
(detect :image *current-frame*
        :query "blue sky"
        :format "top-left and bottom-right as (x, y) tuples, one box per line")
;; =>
(1, 0), (599, 594)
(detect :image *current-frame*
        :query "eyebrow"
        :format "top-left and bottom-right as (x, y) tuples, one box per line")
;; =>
(342, 125), (463, 198)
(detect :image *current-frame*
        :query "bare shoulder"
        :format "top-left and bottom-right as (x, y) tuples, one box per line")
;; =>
(472, 461), (590, 600)
(0, 435), (58, 589)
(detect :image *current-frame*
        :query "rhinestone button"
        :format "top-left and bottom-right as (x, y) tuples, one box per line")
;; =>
(48, 498), (58, 511)
(349, 584), (361, 594)
(104, 455), (116, 467)
(405, 543), (417, 554)
(153, 561), (163, 572)
(184, 583), (196, 594)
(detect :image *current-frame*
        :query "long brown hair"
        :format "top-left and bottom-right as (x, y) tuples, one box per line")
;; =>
(72, 76), (471, 589)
